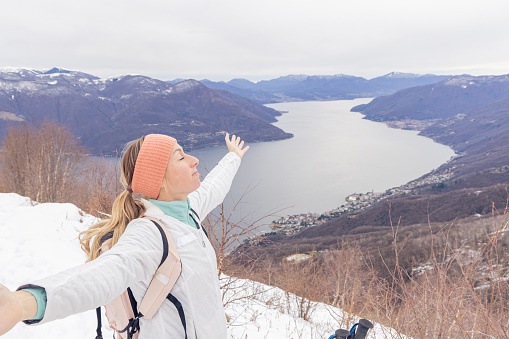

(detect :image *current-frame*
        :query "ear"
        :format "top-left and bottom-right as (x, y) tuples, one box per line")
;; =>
(159, 172), (173, 196)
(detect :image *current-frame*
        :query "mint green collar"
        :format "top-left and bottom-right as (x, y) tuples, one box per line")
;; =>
(148, 198), (198, 229)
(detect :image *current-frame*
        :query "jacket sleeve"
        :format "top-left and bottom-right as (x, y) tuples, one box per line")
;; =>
(23, 218), (163, 325)
(188, 152), (241, 220)
(17, 287), (46, 322)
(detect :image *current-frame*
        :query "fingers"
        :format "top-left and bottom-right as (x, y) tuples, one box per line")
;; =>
(225, 133), (239, 145)
(225, 133), (249, 158)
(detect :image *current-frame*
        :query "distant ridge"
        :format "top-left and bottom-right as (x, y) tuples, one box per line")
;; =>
(351, 74), (509, 120)
(0, 68), (292, 154)
(196, 72), (450, 103)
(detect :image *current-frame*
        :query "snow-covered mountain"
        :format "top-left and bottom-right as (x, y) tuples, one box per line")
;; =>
(0, 193), (399, 338)
(0, 68), (291, 155)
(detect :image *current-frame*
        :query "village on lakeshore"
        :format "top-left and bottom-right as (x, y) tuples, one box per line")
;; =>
(266, 168), (455, 237)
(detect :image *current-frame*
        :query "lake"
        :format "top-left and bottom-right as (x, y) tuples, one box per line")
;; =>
(90, 99), (454, 233)
(186, 99), (455, 230)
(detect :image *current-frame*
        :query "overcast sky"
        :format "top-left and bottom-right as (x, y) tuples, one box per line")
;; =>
(1, 0), (508, 82)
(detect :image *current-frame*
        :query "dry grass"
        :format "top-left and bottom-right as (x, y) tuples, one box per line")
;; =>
(227, 203), (509, 338)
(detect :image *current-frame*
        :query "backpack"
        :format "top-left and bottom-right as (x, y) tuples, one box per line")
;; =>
(93, 216), (186, 339)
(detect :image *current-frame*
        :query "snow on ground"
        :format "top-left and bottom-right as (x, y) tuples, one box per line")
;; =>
(0, 193), (399, 338)
(166, 79), (201, 94)
(381, 72), (420, 79)
(0, 193), (99, 339)
(221, 276), (401, 338)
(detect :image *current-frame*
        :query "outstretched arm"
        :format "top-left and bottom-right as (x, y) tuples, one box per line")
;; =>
(0, 284), (37, 335)
(189, 133), (249, 219)
(0, 218), (162, 331)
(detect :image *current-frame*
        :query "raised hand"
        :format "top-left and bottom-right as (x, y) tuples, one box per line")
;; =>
(225, 133), (250, 159)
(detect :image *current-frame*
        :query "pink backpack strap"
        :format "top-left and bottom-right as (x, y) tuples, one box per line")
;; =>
(140, 217), (187, 339)
(139, 216), (182, 319)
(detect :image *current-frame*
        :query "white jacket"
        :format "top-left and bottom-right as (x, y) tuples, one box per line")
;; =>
(29, 152), (241, 339)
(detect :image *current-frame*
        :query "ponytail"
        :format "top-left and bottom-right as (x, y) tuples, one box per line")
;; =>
(80, 190), (146, 261)
(79, 136), (146, 261)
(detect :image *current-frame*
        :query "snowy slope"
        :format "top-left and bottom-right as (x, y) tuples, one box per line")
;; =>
(0, 193), (399, 338)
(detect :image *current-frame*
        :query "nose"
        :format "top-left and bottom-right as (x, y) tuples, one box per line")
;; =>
(190, 155), (199, 168)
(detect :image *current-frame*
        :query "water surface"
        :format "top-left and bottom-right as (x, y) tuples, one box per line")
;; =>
(187, 99), (454, 229)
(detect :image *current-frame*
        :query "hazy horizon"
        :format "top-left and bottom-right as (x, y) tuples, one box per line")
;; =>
(0, 66), (496, 84)
(1, 0), (508, 82)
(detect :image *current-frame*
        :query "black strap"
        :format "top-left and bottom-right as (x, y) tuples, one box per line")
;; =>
(189, 208), (208, 238)
(189, 208), (200, 221)
(200, 223), (209, 238)
(189, 213), (202, 231)
(127, 288), (138, 317)
(167, 293), (188, 339)
(95, 307), (103, 339)
(118, 317), (140, 339)
(146, 219), (169, 267)
(100, 231), (113, 245)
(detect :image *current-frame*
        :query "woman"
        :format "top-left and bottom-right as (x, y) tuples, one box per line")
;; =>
(0, 132), (249, 338)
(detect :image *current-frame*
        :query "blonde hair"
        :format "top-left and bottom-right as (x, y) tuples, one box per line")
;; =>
(80, 136), (147, 261)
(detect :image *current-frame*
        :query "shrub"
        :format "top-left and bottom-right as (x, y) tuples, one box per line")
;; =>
(0, 121), (84, 203)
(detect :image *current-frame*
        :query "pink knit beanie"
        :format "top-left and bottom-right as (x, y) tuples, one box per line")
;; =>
(131, 134), (176, 199)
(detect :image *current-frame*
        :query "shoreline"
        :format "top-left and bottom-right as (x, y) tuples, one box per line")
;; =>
(245, 114), (458, 242)
(264, 167), (454, 238)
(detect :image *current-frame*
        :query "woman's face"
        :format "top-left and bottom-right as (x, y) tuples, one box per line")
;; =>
(158, 142), (200, 201)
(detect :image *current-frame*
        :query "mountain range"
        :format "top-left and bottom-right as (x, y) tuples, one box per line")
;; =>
(0, 68), (452, 155)
(0, 68), (292, 155)
(198, 72), (450, 103)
